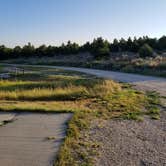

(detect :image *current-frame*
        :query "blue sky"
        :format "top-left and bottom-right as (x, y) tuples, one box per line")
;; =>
(0, 0), (166, 47)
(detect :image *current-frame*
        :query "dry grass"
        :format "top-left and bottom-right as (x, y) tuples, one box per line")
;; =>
(0, 65), (157, 166)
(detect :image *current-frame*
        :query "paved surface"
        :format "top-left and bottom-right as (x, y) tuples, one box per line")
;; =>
(0, 112), (72, 166)
(0, 112), (16, 123)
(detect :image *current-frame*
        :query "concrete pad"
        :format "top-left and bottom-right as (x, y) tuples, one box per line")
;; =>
(0, 112), (72, 166)
(0, 112), (16, 123)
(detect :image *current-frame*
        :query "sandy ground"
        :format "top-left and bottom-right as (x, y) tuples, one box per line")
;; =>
(0, 112), (72, 166)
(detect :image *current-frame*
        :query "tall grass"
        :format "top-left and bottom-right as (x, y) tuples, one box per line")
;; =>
(0, 80), (121, 101)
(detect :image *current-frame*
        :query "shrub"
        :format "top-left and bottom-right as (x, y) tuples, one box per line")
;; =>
(139, 44), (153, 58)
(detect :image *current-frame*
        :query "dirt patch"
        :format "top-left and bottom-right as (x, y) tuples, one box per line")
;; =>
(90, 111), (166, 166)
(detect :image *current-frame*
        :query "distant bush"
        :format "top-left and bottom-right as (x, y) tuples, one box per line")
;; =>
(139, 44), (153, 58)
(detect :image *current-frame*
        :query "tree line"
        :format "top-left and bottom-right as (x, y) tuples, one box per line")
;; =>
(0, 36), (166, 60)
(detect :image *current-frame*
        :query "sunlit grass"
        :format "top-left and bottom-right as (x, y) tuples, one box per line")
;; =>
(0, 65), (159, 166)
(0, 71), (121, 102)
(0, 100), (93, 113)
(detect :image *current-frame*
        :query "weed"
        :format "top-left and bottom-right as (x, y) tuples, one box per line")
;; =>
(146, 91), (160, 105)
(46, 136), (57, 140)
(148, 106), (160, 115)
(122, 112), (142, 121)
(151, 115), (160, 120)
(0, 122), (4, 126)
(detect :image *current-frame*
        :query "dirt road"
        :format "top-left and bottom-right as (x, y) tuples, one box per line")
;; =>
(52, 66), (166, 97)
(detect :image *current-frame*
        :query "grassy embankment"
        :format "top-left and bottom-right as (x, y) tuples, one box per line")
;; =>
(0, 66), (160, 166)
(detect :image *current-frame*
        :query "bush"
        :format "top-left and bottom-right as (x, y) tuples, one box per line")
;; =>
(139, 44), (153, 58)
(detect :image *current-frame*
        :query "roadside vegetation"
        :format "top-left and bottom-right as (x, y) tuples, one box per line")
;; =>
(0, 65), (161, 166)
(1, 35), (166, 77)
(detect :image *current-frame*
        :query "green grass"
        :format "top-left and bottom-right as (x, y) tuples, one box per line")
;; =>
(122, 112), (144, 121)
(0, 66), (4, 72)
(151, 114), (160, 120)
(0, 65), (160, 166)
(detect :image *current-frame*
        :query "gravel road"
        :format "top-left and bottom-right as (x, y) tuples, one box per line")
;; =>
(52, 66), (166, 97)
(0, 112), (72, 166)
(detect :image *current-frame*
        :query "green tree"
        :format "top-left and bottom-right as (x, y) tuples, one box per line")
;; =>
(110, 39), (119, 52)
(131, 37), (139, 52)
(0, 45), (12, 59)
(91, 37), (110, 58)
(119, 38), (127, 51)
(80, 42), (91, 52)
(36, 45), (47, 56)
(13, 46), (22, 58)
(22, 42), (35, 57)
(158, 36), (166, 50)
(126, 37), (133, 51)
(139, 44), (153, 57)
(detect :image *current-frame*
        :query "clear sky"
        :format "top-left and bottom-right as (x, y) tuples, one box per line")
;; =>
(0, 0), (166, 47)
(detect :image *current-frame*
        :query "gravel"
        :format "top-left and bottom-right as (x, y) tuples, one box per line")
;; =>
(91, 110), (166, 166)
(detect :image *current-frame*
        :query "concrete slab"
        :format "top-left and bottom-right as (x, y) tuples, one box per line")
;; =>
(0, 112), (72, 166)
